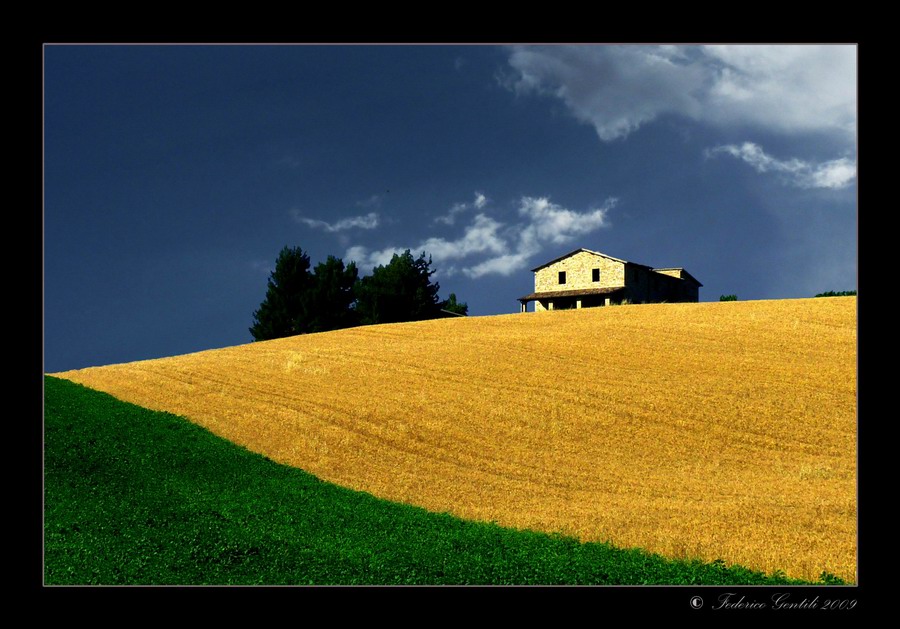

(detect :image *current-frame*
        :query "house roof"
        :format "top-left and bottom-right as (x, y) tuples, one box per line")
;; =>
(652, 268), (704, 287)
(530, 248), (652, 272)
(529, 248), (701, 285)
(518, 287), (625, 303)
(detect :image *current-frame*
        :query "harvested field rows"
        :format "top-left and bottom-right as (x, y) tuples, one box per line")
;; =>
(53, 297), (857, 582)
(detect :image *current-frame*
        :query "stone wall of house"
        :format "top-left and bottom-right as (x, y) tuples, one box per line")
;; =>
(529, 251), (700, 308)
(534, 251), (625, 293)
(681, 282), (699, 302)
(620, 266), (647, 303)
(644, 271), (694, 303)
(619, 267), (700, 303)
(654, 268), (684, 280)
(652, 269), (700, 302)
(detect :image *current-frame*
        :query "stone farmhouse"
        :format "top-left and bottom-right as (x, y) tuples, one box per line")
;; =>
(518, 248), (702, 312)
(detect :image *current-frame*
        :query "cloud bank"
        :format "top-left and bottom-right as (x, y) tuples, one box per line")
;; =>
(706, 142), (857, 189)
(505, 45), (856, 142)
(346, 194), (615, 278)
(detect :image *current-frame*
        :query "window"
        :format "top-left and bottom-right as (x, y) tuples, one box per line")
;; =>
(592, 268), (600, 282)
(558, 271), (566, 285)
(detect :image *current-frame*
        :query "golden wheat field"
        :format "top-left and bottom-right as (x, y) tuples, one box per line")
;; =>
(52, 297), (857, 582)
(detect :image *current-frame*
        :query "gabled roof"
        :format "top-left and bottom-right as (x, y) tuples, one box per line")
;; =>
(530, 248), (654, 272)
(531, 248), (624, 272)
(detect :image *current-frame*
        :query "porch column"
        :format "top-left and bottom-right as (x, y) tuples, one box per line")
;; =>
(576, 299), (582, 309)
(604, 297), (610, 306)
(548, 301), (554, 311)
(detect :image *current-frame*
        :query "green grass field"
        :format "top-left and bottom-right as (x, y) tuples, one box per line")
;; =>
(43, 376), (842, 585)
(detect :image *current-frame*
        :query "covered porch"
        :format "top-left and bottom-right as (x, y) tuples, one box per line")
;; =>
(517, 287), (626, 313)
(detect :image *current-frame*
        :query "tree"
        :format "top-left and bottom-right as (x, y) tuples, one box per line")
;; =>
(814, 290), (856, 297)
(304, 255), (359, 333)
(249, 246), (312, 341)
(440, 293), (468, 316)
(252, 247), (468, 338)
(354, 250), (443, 325)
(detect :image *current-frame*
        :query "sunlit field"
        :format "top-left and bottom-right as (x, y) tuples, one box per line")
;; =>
(53, 297), (857, 582)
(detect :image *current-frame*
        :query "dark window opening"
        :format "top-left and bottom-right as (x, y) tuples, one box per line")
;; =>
(592, 268), (600, 282)
(558, 271), (566, 285)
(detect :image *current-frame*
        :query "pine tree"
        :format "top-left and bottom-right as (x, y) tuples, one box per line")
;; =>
(304, 256), (359, 333)
(354, 250), (442, 325)
(249, 246), (312, 341)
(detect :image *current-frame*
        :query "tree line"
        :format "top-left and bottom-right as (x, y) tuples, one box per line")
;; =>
(250, 246), (468, 341)
(814, 290), (856, 297)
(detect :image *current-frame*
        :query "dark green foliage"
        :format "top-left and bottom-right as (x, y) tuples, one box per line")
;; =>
(818, 571), (845, 585)
(249, 246), (312, 340)
(249, 249), (358, 339)
(251, 247), (466, 339)
(44, 376), (843, 586)
(814, 290), (857, 297)
(304, 256), (359, 333)
(354, 250), (443, 325)
(440, 293), (468, 316)
(719, 294), (738, 301)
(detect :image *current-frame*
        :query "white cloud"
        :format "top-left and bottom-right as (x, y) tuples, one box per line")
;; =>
(517, 196), (611, 244)
(434, 202), (467, 226)
(346, 194), (615, 279)
(806, 158), (857, 190)
(461, 196), (614, 278)
(434, 191), (489, 225)
(505, 45), (856, 141)
(506, 45), (705, 141)
(344, 245), (399, 271)
(701, 45), (857, 136)
(292, 211), (380, 232)
(707, 142), (856, 189)
(707, 142), (798, 172)
(346, 213), (506, 272)
(463, 252), (534, 279)
(420, 214), (507, 260)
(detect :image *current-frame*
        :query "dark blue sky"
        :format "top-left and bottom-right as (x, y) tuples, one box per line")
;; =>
(44, 44), (857, 372)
